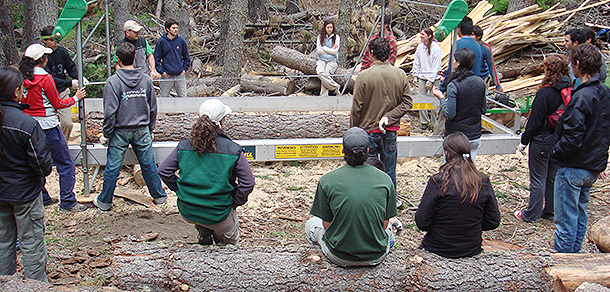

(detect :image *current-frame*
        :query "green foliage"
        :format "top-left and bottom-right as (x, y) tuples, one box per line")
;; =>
(489, 0), (559, 15)
(83, 62), (110, 99)
(12, 2), (24, 29)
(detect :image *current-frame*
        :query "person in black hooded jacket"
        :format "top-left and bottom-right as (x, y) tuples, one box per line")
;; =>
(515, 54), (571, 223)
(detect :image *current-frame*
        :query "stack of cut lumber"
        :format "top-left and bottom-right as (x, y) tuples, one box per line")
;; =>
(394, 0), (610, 93)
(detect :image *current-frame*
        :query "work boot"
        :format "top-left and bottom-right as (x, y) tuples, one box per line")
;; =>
(196, 225), (214, 245)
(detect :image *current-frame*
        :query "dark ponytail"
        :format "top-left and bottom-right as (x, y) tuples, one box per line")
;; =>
(0, 66), (25, 156)
(437, 132), (482, 205)
(19, 55), (45, 81)
(446, 48), (475, 85)
(191, 115), (219, 155)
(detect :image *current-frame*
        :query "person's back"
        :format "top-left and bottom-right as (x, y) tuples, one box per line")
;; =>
(445, 73), (486, 140)
(456, 37), (482, 76)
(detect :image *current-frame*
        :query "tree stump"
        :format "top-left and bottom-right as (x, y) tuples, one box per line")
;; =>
(589, 215), (610, 253)
(240, 75), (295, 95)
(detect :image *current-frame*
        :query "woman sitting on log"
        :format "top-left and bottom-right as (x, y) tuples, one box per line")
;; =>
(158, 99), (255, 245)
(316, 19), (341, 96)
(515, 54), (571, 223)
(415, 132), (500, 258)
(432, 48), (487, 163)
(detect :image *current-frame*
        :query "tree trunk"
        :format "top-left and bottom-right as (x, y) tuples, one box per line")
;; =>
(0, 0), (19, 65)
(240, 75), (295, 95)
(506, 0), (535, 14)
(285, 0), (299, 14)
(219, 0), (247, 90)
(110, 242), (555, 291)
(178, 1), (191, 39)
(270, 45), (355, 92)
(336, 0), (354, 67)
(112, 0), (130, 43)
(248, 0), (268, 22)
(22, 0), (57, 51)
(546, 253), (610, 292)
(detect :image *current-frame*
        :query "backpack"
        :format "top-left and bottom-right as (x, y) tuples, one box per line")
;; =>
(543, 85), (572, 129)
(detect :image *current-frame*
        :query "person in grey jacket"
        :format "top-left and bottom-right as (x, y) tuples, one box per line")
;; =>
(94, 42), (167, 212)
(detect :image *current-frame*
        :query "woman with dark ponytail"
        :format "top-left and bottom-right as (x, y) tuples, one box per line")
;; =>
(19, 44), (87, 212)
(158, 99), (255, 245)
(432, 48), (487, 162)
(0, 66), (53, 282)
(415, 132), (500, 258)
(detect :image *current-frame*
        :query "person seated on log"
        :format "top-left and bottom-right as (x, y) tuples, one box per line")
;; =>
(158, 99), (255, 245)
(305, 127), (397, 267)
(415, 132), (500, 258)
(316, 19), (341, 96)
(360, 15), (397, 71)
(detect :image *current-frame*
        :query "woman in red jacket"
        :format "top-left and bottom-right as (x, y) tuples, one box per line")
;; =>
(19, 44), (87, 212)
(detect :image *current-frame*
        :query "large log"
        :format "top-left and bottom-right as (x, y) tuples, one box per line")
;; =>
(110, 242), (554, 291)
(240, 75), (295, 95)
(270, 46), (356, 92)
(546, 253), (610, 292)
(589, 215), (610, 253)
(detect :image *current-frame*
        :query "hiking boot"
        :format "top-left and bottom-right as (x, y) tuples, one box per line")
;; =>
(43, 198), (59, 206)
(60, 202), (87, 212)
(196, 225), (213, 245)
(153, 196), (167, 206)
(93, 195), (111, 212)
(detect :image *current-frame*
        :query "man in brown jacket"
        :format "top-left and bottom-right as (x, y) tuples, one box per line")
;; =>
(351, 37), (413, 191)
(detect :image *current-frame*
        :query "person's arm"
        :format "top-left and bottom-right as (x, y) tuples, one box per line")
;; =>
(481, 176), (501, 231)
(431, 45), (443, 81)
(413, 45), (422, 77)
(320, 35), (340, 56)
(153, 40), (165, 75)
(440, 82), (458, 120)
(415, 177), (440, 231)
(310, 179), (333, 223)
(147, 78), (157, 132)
(483, 43), (501, 90)
(520, 89), (548, 146)
(552, 98), (587, 159)
(182, 38), (191, 73)
(52, 75), (72, 92)
(232, 152), (255, 206)
(157, 147), (180, 191)
(146, 40), (159, 78)
(102, 81), (119, 138)
(384, 77), (413, 125)
(27, 123), (53, 177)
(62, 47), (79, 80)
(43, 75), (78, 109)
(350, 77), (365, 127)
(387, 35), (397, 66)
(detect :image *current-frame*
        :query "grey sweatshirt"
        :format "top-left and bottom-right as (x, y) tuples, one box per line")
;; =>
(103, 68), (157, 138)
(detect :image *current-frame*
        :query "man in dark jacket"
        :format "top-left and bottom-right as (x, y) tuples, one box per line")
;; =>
(551, 44), (610, 253)
(153, 19), (190, 97)
(94, 42), (167, 212)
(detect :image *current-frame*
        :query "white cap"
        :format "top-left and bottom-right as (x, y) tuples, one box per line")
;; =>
(24, 44), (52, 60)
(123, 20), (143, 32)
(199, 99), (232, 123)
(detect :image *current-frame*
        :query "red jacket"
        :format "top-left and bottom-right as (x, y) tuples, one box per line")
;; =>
(22, 67), (77, 118)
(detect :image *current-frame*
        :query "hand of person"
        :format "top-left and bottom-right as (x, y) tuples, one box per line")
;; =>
(599, 172), (607, 181)
(99, 136), (109, 146)
(151, 71), (161, 80)
(518, 143), (527, 155)
(496, 87), (503, 93)
(432, 86), (444, 100)
(162, 72), (169, 78)
(332, 44), (338, 49)
(150, 133), (155, 141)
(378, 116), (389, 134)
(181, 71), (186, 75)
(391, 217), (404, 236)
(71, 79), (79, 89)
(74, 87), (86, 101)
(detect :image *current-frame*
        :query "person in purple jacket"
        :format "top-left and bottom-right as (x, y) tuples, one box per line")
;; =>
(153, 19), (190, 97)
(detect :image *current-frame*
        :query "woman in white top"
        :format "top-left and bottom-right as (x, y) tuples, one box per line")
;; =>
(316, 20), (340, 96)
(413, 28), (442, 133)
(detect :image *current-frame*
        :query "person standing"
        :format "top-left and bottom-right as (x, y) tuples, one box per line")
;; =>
(351, 37), (413, 191)
(315, 20), (340, 96)
(158, 99), (255, 245)
(439, 17), (482, 92)
(582, 27), (608, 83)
(94, 42), (167, 212)
(413, 28), (442, 132)
(153, 19), (190, 98)
(515, 55), (570, 223)
(360, 16), (397, 70)
(115, 20), (160, 80)
(563, 29), (586, 88)
(472, 25), (502, 91)
(551, 44), (610, 253)
(0, 67), (53, 282)
(19, 44), (87, 212)
(305, 127), (397, 266)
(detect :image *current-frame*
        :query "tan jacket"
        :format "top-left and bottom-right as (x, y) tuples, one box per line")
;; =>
(351, 62), (413, 132)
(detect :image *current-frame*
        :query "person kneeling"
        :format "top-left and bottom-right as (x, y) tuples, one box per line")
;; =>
(305, 127), (397, 266)
(415, 132), (500, 258)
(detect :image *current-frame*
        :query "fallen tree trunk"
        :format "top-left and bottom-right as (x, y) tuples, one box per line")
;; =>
(240, 75), (295, 95)
(546, 253), (610, 292)
(110, 242), (554, 291)
(270, 46), (356, 93)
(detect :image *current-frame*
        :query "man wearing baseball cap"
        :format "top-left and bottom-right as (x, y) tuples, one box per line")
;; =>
(305, 127), (397, 266)
(113, 20), (159, 80)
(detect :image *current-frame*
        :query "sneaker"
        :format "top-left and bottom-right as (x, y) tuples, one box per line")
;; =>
(396, 199), (403, 208)
(514, 210), (525, 222)
(43, 198), (59, 206)
(153, 196), (167, 206)
(93, 195), (111, 212)
(60, 202), (87, 212)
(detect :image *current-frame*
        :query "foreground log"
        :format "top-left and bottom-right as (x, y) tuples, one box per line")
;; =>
(270, 46), (356, 92)
(546, 253), (610, 292)
(240, 75), (295, 95)
(110, 242), (554, 291)
(589, 215), (610, 253)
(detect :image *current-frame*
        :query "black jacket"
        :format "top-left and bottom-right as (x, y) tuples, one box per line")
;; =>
(552, 75), (610, 172)
(45, 45), (78, 93)
(444, 73), (487, 140)
(521, 77), (571, 146)
(0, 100), (53, 203)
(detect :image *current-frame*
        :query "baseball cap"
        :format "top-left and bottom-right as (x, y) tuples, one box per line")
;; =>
(24, 44), (53, 60)
(124, 20), (143, 32)
(199, 99), (232, 123)
(343, 127), (369, 154)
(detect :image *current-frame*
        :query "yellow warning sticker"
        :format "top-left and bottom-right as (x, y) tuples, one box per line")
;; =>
(481, 119), (494, 131)
(71, 106), (79, 114)
(275, 144), (343, 159)
(412, 103), (435, 110)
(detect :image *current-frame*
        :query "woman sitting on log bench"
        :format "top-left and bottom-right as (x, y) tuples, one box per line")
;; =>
(315, 20), (340, 96)
(415, 132), (501, 258)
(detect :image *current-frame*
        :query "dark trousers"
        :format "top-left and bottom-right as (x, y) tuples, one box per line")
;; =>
(41, 126), (77, 210)
(522, 135), (557, 222)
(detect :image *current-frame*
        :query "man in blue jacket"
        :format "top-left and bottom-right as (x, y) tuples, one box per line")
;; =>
(551, 44), (610, 253)
(154, 19), (190, 97)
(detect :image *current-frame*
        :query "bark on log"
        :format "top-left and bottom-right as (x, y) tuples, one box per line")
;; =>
(240, 75), (295, 95)
(270, 46), (355, 92)
(110, 243), (554, 291)
(545, 253), (610, 292)
(588, 215), (610, 253)
(500, 63), (543, 80)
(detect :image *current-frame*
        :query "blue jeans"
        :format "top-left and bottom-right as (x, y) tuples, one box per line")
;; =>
(41, 126), (77, 210)
(97, 129), (167, 208)
(553, 167), (597, 253)
(368, 131), (397, 187)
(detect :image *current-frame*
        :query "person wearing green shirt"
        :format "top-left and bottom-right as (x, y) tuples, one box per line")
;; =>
(113, 20), (160, 81)
(305, 127), (397, 266)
